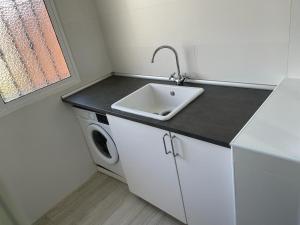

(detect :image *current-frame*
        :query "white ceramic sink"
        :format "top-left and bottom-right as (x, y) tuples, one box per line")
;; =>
(111, 83), (204, 121)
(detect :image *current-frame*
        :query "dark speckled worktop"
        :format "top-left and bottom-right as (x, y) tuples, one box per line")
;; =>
(62, 75), (271, 148)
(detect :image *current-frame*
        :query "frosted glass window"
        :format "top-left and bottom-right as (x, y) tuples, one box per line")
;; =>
(0, 0), (70, 103)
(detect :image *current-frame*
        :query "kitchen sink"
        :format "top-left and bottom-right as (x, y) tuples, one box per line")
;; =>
(111, 83), (204, 121)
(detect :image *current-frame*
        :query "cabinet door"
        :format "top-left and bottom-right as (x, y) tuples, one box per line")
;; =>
(172, 133), (235, 225)
(107, 115), (186, 223)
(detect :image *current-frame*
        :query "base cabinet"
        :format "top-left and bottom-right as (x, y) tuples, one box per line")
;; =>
(108, 115), (186, 223)
(172, 133), (236, 225)
(108, 115), (235, 225)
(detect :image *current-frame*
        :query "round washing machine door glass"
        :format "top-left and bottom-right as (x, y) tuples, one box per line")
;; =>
(86, 124), (119, 165)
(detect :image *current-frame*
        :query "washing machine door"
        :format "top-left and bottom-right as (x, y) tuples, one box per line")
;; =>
(86, 124), (119, 165)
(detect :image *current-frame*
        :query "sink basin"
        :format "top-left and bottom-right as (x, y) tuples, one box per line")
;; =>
(111, 83), (204, 121)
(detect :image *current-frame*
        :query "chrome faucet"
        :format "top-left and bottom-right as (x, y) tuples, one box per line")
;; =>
(151, 45), (187, 86)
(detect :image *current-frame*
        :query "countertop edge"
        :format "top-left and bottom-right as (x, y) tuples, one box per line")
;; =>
(63, 100), (231, 148)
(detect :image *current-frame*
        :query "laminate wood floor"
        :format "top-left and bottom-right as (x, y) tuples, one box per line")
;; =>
(34, 173), (184, 225)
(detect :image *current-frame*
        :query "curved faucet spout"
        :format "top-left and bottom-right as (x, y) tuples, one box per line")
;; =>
(151, 45), (181, 76)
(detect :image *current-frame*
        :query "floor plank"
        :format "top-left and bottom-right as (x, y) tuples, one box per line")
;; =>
(34, 173), (184, 225)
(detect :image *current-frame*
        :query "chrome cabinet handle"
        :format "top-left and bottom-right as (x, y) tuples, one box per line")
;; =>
(162, 133), (172, 155)
(171, 135), (180, 157)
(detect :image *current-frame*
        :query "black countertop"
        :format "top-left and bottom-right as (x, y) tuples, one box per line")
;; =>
(62, 75), (271, 148)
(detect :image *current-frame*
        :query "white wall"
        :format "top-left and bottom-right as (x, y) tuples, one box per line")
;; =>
(96, 0), (292, 85)
(54, 0), (111, 83)
(288, 0), (300, 77)
(0, 0), (112, 224)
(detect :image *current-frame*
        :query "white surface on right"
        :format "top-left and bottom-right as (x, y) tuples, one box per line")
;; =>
(231, 78), (300, 162)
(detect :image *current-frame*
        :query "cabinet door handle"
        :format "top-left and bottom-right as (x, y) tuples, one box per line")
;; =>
(171, 135), (181, 157)
(162, 133), (172, 155)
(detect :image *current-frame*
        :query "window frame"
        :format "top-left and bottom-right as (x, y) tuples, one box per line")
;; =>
(0, 0), (80, 117)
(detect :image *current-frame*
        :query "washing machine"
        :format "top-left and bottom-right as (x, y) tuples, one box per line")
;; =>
(73, 107), (126, 182)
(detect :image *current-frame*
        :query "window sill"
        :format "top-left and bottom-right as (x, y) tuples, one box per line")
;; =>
(0, 75), (80, 118)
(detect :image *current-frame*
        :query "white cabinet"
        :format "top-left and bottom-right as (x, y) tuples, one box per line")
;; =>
(171, 133), (236, 225)
(107, 115), (187, 223)
(108, 115), (235, 225)
(233, 147), (300, 225)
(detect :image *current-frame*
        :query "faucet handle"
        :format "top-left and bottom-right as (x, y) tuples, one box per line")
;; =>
(181, 73), (191, 80)
(169, 72), (176, 81)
